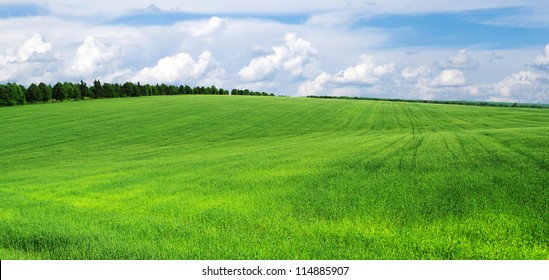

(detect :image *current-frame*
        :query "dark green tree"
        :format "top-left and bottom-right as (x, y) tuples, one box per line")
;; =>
(167, 85), (178, 95)
(112, 83), (121, 98)
(39, 82), (52, 102)
(0, 85), (11, 106)
(64, 82), (81, 99)
(158, 84), (168, 95)
(184, 85), (193, 95)
(103, 83), (115, 98)
(3, 83), (25, 105)
(0, 83), (26, 106)
(93, 80), (104, 98)
(26, 83), (42, 103)
(53, 82), (67, 101)
(141, 84), (152, 96)
(129, 82), (141, 97)
(78, 80), (90, 99)
(138, 82), (147, 97)
(218, 88), (229, 95)
(121, 82), (139, 97)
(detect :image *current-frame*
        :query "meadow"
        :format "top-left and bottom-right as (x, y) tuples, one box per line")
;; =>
(0, 95), (547, 259)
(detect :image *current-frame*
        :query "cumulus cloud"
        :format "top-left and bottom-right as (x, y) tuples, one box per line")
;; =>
(400, 71), (481, 101)
(297, 72), (331, 96)
(0, 33), (52, 65)
(188, 16), (226, 37)
(332, 55), (395, 84)
(437, 49), (479, 69)
(483, 44), (549, 103)
(298, 54), (396, 96)
(431, 69), (467, 87)
(0, 33), (54, 83)
(238, 49), (283, 81)
(67, 36), (120, 78)
(497, 71), (539, 96)
(492, 71), (549, 103)
(533, 43), (549, 70)
(238, 33), (317, 81)
(13, 33), (52, 63)
(480, 45), (549, 103)
(398, 66), (441, 100)
(133, 51), (213, 84)
(401, 66), (430, 82)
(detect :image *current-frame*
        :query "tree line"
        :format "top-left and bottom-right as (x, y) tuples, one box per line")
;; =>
(0, 81), (275, 107)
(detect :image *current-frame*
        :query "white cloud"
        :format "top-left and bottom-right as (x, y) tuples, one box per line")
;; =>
(481, 45), (549, 103)
(533, 43), (549, 70)
(297, 72), (331, 96)
(13, 33), (52, 63)
(238, 33), (317, 81)
(398, 66), (441, 100)
(67, 36), (120, 78)
(102, 69), (133, 83)
(492, 71), (548, 102)
(305, 11), (356, 28)
(187, 16), (226, 37)
(332, 54), (395, 85)
(0, 33), (52, 65)
(298, 54), (396, 96)
(437, 49), (479, 69)
(402, 76), (481, 101)
(133, 51), (213, 84)
(238, 47), (285, 81)
(200, 69), (227, 87)
(401, 66), (430, 82)
(431, 69), (467, 87)
(497, 71), (539, 96)
(0, 33), (54, 83)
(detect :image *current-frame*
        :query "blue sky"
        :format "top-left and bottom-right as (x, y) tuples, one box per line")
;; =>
(0, 1), (548, 103)
(0, 3), (44, 17)
(358, 8), (549, 48)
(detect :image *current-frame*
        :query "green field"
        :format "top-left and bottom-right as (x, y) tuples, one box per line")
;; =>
(0, 95), (547, 259)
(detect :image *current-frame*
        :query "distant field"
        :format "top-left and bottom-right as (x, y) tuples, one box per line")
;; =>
(0, 95), (547, 259)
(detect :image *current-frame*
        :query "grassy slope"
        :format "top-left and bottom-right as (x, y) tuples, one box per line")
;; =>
(0, 95), (547, 259)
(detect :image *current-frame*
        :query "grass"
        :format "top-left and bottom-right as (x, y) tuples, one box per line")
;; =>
(0, 95), (547, 259)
